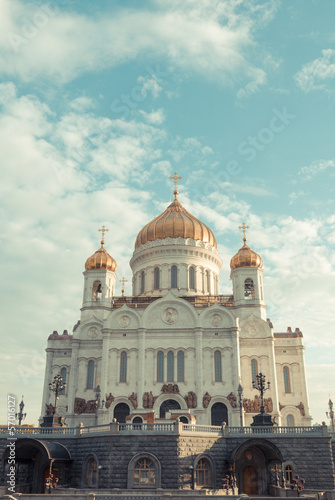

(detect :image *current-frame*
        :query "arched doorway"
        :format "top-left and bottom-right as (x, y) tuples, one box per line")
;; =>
(243, 465), (258, 494)
(211, 402), (228, 426)
(114, 402), (130, 423)
(159, 399), (181, 418)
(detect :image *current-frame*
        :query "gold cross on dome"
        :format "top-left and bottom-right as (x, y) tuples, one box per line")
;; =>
(169, 172), (182, 199)
(238, 222), (250, 242)
(120, 277), (128, 297)
(98, 225), (109, 244)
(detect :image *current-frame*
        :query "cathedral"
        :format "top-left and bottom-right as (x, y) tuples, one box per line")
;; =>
(40, 174), (312, 429)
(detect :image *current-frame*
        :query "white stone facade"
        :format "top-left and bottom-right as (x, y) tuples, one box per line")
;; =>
(41, 228), (312, 429)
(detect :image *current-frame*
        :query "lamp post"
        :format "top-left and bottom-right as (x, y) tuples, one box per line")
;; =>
(15, 396), (27, 426)
(49, 374), (66, 415)
(94, 382), (105, 424)
(252, 372), (270, 416)
(326, 397), (334, 432)
(238, 383), (243, 427)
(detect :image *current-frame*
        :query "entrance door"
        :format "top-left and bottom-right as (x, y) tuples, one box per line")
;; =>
(211, 402), (228, 426)
(159, 399), (181, 418)
(113, 403), (130, 423)
(243, 465), (258, 494)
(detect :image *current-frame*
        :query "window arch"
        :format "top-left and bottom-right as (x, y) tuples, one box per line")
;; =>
(177, 351), (184, 382)
(244, 278), (255, 299)
(154, 268), (160, 290)
(167, 351), (174, 382)
(285, 465), (294, 484)
(251, 359), (258, 385)
(60, 367), (67, 395)
(157, 351), (164, 382)
(87, 360), (95, 389)
(283, 366), (291, 393)
(120, 352), (127, 382)
(92, 280), (102, 301)
(85, 456), (98, 487)
(195, 458), (210, 488)
(171, 265), (177, 288)
(189, 267), (195, 290)
(211, 402), (228, 426)
(287, 414), (295, 427)
(127, 453), (161, 489)
(140, 271), (145, 293)
(214, 351), (222, 382)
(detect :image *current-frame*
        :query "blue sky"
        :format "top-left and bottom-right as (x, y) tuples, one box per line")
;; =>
(0, 0), (334, 426)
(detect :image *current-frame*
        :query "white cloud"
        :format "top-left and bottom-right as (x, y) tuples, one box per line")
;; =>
(295, 49), (335, 92)
(139, 108), (165, 125)
(298, 159), (335, 180)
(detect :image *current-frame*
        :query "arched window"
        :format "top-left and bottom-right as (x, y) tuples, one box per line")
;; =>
(214, 351), (222, 382)
(157, 351), (164, 382)
(179, 416), (189, 424)
(177, 351), (184, 382)
(86, 457), (98, 487)
(244, 278), (255, 299)
(196, 458), (210, 488)
(171, 265), (177, 288)
(120, 352), (127, 382)
(87, 360), (95, 389)
(159, 399), (181, 418)
(92, 280), (102, 301)
(60, 367), (67, 395)
(287, 414), (295, 427)
(189, 267), (195, 290)
(133, 457), (156, 488)
(283, 366), (291, 393)
(251, 359), (258, 385)
(285, 465), (294, 484)
(114, 402), (130, 423)
(140, 271), (145, 293)
(211, 402), (228, 426)
(154, 268), (160, 290)
(167, 351), (174, 382)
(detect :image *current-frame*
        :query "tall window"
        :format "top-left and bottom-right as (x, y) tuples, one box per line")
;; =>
(87, 360), (94, 389)
(120, 352), (127, 382)
(285, 465), (294, 484)
(283, 366), (291, 393)
(196, 458), (210, 487)
(133, 458), (156, 488)
(86, 457), (97, 487)
(154, 268), (160, 290)
(171, 266), (177, 288)
(60, 367), (67, 395)
(214, 351), (222, 382)
(251, 359), (258, 385)
(157, 351), (164, 382)
(177, 351), (184, 382)
(206, 271), (211, 294)
(287, 414), (295, 427)
(167, 351), (174, 382)
(244, 278), (255, 299)
(189, 267), (195, 290)
(141, 271), (145, 293)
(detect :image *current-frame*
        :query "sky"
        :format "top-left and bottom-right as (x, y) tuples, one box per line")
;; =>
(0, 0), (334, 427)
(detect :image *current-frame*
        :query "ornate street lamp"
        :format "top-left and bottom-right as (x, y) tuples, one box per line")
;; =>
(237, 383), (243, 427)
(326, 397), (334, 432)
(49, 374), (66, 415)
(15, 396), (27, 426)
(95, 382), (105, 410)
(251, 372), (273, 427)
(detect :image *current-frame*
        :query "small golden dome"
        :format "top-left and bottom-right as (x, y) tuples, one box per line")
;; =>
(135, 197), (217, 249)
(85, 240), (117, 272)
(230, 238), (263, 270)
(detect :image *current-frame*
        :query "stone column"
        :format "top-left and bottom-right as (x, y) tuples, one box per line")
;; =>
(67, 340), (80, 413)
(267, 335), (280, 423)
(194, 328), (203, 405)
(137, 328), (146, 408)
(40, 348), (54, 418)
(101, 329), (111, 400)
(297, 344), (312, 423)
(231, 325), (241, 393)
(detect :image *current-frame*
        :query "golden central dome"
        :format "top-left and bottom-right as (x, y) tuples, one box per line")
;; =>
(230, 238), (263, 270)
(85, 240), (117, 272)
(135, 197), (217, 249)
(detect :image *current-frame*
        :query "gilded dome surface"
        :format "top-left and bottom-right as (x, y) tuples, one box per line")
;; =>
(135, 198), (217, 249)
(230, 239), (263, 270)
(85, 242), (117, 272)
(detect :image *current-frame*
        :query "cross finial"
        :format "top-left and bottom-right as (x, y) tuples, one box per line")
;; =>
(98, 225), (109, 246)
(238, 222), (250, 243)
(120, 277), (128, 297)
(169, 171), (182, 200)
